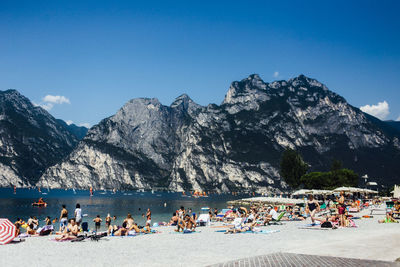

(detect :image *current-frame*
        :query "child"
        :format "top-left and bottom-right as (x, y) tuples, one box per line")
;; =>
(93, 215), (102, 232)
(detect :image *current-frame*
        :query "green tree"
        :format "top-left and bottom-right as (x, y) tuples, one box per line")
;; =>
(300, 168), (359, 189)
(300, 172), (330, 189)
(280, 148), (308, 188)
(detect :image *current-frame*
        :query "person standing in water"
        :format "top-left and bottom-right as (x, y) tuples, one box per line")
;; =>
(93, 215), (102, 232)
(59, 205), (68, 232)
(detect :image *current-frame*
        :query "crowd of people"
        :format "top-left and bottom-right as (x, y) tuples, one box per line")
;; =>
(12, 192), (400, 241)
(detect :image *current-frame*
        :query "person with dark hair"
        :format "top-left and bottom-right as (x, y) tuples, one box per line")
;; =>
(93, 215), (102, 232)
(45, 216), (52, 225)
(31, 216), (39, 230)
(169, 212), (179, 226)
(59, 204), (68, 231)
(108, 221), (128, 236)
(123, 213), (134, 229)
(184, 214), (196, 231)
(74, 203), (82, 226)
(178, 206), (185, 219)
(146, 208), (152, 226)
(14, 218), (25, 236)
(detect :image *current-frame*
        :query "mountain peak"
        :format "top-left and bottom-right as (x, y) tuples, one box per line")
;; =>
(171, 94), (202, 114)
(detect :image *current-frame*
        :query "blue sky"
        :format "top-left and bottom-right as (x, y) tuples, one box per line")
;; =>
(1, 0), (399, 127)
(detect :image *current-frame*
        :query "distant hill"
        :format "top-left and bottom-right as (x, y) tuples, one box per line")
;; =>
(56, 119), (88, 140)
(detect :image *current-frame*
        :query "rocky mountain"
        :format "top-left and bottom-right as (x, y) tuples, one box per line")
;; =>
(37, 75), (400, 192)
(0, 90), (78, 187)
(56, 119), (88, 140)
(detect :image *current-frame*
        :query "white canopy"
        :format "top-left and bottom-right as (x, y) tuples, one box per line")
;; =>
(333, 187), (378, 194)
(333, 186), (359, 192)
(292, 189), (333, 196)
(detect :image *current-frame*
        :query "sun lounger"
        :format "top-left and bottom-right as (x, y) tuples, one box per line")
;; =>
(370, 209), (386, 215)
(196, 214), (210, 226)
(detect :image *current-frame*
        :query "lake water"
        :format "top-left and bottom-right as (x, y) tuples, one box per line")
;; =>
(0, 188), (246, 231)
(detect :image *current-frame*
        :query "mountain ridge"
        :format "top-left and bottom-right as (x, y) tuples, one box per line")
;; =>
(0, 89), (79, 186)
(36, 74), (400, 192)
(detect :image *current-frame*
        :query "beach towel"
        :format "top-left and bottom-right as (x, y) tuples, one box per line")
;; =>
(38, 225), (54, 236)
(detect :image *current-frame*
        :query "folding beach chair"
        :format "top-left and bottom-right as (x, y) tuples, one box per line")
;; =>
(269, 212), (285, 225)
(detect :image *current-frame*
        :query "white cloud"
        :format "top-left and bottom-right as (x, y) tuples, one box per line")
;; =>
(43, 95), (70, 104)
(79, 123), (90, 128)
(360, 101), (390, 120)
(273, 71), (279, 78)
(65, 120), (74, 125)
(35, 95), (70, 111)
(397, 116), (400, 121)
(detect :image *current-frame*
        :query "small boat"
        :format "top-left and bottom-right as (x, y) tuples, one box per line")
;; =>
(32, 202), (47, 207)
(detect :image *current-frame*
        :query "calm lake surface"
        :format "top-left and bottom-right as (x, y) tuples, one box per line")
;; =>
(0, 188), (246, 230)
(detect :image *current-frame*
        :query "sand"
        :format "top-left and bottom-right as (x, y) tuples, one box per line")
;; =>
(1, 207), (400, 267)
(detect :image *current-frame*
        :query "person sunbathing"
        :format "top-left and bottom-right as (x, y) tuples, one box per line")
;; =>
(314, 214), (339, 224)
(169, 212), (179, 226)
(56, 218), (79, 241)
(378, 212), (399, 223)
(123, 213), (134, 229)
(26, 223), (38, 235)
(108, 221), (128, 236)
(128, 223), (146, 233)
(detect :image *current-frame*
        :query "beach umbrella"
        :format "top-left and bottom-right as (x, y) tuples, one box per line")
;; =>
(333, 186), (355, 192)
(292, 189), (313, 196)
(0, 219), (16, 245)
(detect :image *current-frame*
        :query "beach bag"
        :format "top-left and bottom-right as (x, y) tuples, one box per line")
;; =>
(321, 221), (332, 228)
(81, 222), (88, 232)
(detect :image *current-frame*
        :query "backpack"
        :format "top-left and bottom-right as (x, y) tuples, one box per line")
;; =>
(321, 221), (332, 228)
